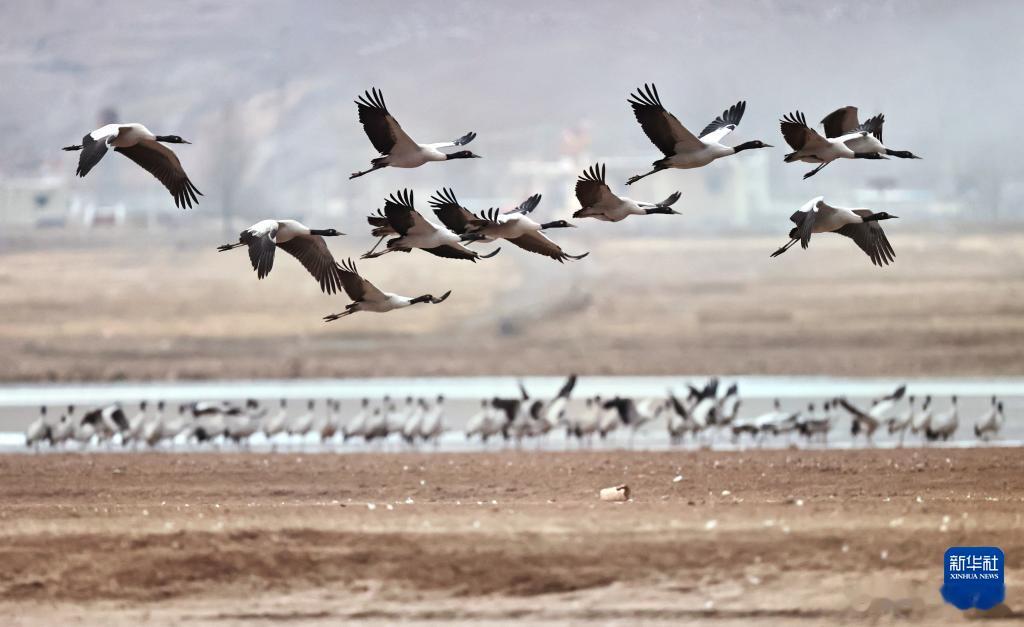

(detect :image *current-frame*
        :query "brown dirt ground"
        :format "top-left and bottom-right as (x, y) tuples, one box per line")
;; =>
(1, 448), (1021, 625)
(2, 232), (1024, 381)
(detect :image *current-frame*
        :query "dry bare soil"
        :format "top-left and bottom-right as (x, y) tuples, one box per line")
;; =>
(1, 449), (1021, 625)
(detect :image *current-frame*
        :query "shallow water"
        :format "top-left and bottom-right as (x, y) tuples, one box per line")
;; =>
(1, 376), (1020, 451)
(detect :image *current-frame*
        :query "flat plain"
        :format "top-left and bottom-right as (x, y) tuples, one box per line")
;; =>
(1, 449), (1021, 625)
(2, 231), (1023, 381)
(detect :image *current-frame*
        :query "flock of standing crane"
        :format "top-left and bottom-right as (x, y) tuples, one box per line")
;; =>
(62, 85), (920, 322)
(22, 378), (1007, 451)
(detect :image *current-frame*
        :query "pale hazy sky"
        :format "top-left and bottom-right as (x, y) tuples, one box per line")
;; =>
(1, 1), (1021, 224)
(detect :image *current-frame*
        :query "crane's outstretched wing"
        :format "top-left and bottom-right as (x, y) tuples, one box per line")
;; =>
(116, 140), (202, 209)
(277, 236), (348, 294)
(355, 88), (417, 155)
(575, 163), (620, 208)
(698, 100), (746, 143)
(627, 83), (703, 155)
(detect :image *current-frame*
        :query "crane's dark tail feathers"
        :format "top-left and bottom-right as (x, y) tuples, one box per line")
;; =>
(217, 242), (245, 252)
(62, 144), (83, 151)
(658, 191), (682, 207)
(478, 247), (501, 259)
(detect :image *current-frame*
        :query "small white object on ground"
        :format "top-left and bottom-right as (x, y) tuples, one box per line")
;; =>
(600, 485), (630, 502)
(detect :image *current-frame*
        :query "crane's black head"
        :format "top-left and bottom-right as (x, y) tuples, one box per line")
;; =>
(310, 228), (344, 237)
(645, 207), (680, 215)
(886, 149), (922, 159)
(411, 290), (452, 305)
(733, 140), (772, 152)
(155, 135), (191, 144)
(446, 150), (481, 160)
(540, 219), (576, 230)
(865, 211), (898, 221)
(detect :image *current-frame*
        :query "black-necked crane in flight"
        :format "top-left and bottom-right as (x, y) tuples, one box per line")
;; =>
(625, 84), (771, 185)
(323, 259), (451, 321)
(459, 197), (589, 264)
(217, 220), (347, 293)
(820, 106), (921, 160)
(361, 189), (500, 262)
(780, 111), (887, 179)
(429, 187), (540, 241)
(769, 196), (897, 267)
(573, 163), (681, 222)
(350, 88), (480, 179)
(62, 123), (201, 209)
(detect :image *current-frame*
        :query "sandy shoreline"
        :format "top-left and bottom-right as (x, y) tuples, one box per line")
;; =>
(1, 448), (1021, 624)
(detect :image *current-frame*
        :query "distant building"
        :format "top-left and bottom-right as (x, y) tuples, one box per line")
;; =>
(0, 176), (70, 228)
